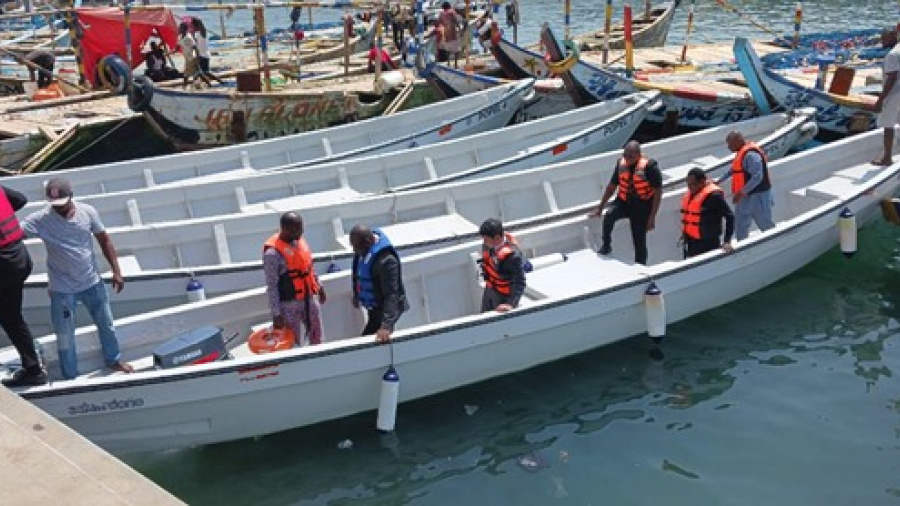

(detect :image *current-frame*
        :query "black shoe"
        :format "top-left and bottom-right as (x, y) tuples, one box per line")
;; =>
(598, 244), (612, 255)
(2, 367), (48, 387)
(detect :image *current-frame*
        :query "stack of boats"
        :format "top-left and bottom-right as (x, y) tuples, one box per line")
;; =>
(1, 9), (899, 457)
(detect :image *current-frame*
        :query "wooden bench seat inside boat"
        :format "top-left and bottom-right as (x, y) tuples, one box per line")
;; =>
(337, 214), (479, 250)
(247, 187), (362, 213)
(524, 249), (647, 300)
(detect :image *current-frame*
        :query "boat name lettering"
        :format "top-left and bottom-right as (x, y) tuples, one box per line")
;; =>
(237, 363), (280, 382)
(199, 96), (350, 132)
(477, 102), (502, 121)
(67, 397), (145, 416)
(601, 116), (628, 136)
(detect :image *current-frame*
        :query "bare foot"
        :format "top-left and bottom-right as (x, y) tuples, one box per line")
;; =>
(871, 158), (893, 166)
(109, 361), (135, 374)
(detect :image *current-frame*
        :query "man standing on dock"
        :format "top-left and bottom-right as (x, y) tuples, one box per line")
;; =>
(873, 27), (900, 166)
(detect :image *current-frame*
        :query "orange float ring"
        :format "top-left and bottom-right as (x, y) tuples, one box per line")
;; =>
(248, 326), (296, 354)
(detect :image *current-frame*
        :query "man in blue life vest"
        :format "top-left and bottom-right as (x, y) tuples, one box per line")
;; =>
(350, 225), (409, 343)
(478, 218), (526, 313)
(721, 131), (774, 241)
(589, 141), (663, 265)
(0, 185), (47, 387)
(263, 212), (326, 346)
(681, 168), (735, 258)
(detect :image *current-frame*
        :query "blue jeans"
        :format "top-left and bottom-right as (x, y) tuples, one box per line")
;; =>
(50, 282), (122, 379)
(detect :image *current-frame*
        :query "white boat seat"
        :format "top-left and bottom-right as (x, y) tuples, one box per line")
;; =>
(661, 162), (700, 184)
(524, 249), (647, 299)
(337, 213), (478, 249)
(835, 164), (881, 182)
(258, 187), (363, 213)
(117, 254), (142, 275)
(691, 155), (720, 167)
(804, 176), (857, 201)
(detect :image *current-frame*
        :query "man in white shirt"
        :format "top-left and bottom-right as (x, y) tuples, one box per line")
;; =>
(873, 27), (900, 166)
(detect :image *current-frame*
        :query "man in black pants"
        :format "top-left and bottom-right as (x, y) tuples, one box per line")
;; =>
(350, 225), (409, 343)
(590, 141), (662, 265)
(681, 168), (735, 258)
(0, 185), (47, 387)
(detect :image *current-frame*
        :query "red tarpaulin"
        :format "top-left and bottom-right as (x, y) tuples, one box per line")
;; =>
(75, 7), (179, 87)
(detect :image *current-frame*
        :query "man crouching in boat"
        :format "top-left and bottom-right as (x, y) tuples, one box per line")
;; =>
(263, 212), (327, 346)
(350, 225), (408, 343)
(478, 218), (526, 313)
(680, 168), (735, 258)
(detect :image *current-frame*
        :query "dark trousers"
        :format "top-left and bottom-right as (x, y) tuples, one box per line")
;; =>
(362, 307), (384, 336)
(602, 199), (652, 265)
(683, 237), (720, 258)
(0, 260), (40, 370)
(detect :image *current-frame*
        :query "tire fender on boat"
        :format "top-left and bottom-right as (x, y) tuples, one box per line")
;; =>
(97, 54), (132, 95)
(128, 75), (154, 112)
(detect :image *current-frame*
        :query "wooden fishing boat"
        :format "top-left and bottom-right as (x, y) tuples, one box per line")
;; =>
(5, 123), (891, 456)
(420, 61), (576, 120)
(541, 24), (759, 133)
(15, 109), (815, 337)
(572, 1), (679, 51)
(4, 80), (532, 201)
(16, 91), (658, 226)
(733, 37), (877, 139)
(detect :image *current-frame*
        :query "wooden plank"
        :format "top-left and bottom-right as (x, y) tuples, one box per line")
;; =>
(18, 122), (79, 174)
(38, 125), (59, 142)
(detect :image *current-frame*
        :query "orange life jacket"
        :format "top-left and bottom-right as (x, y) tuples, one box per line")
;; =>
(0, 190), (24, 248)
(617, 157), (654, 201)
(681, 182), (724, 240)
(731, 142), (771, 195)
(481, 233), (518, 296)
(263, 234), (320, 301)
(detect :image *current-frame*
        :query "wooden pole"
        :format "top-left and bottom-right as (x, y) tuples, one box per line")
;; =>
(308, 5), (313, 26)
(464, 0), (470, 67)
(644, 0), (651, 19)
(624, 3), (633, 76)
(792, 2), (802, 49)
(254, 4), (271, 91)
(375, 4), (383, 87)
(602, 0), (612, 64)
(66, 0), (85, 86)
(511, 0), (518, 44)
(563, 0), (570, 41)
(343, 10), (351, 76)
(124, 3), (132, 92)
(679, 0), (694, 63)
(218, 0), (227, 39)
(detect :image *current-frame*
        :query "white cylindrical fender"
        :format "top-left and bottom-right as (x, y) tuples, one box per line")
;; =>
(186, 278), (206, 303)
(644, 282), (666, 339)
(376, 70), (405, 93)
(527, 253), (568, 271)
(376, 366), (400, 432)
(838, 207), (856, 258)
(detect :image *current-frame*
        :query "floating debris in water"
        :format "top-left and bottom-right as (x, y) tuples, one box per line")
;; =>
(337, 439), (353, 450)
(517, 452), (548, 473)
(464, 404), (479, 416)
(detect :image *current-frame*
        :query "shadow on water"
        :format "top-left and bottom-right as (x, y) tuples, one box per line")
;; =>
(129, 223), (900, 505)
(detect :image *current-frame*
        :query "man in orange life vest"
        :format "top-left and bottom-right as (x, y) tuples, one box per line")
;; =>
(478, 218), (526, 313)
(590, 141), (662, 265)
(263, 212), (326, 346)
(721, 131), (774, 241)
(0, 185), (47, 387)
(681, 168), (735, 258)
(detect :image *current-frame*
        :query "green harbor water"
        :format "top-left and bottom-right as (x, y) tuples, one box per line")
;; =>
(124, 1), (900, 504)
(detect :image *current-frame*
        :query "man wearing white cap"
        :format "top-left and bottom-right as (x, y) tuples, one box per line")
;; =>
(22, 178), (134, 380)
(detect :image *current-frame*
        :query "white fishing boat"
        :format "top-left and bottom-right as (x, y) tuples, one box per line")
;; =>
(2, 80), (535, 202)
(5, 126), (895, 456)
(17, 110), (816, 336)
(16, 92), (659, 227)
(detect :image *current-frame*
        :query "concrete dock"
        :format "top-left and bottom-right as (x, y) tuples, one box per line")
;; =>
(0, 386), (183, 505)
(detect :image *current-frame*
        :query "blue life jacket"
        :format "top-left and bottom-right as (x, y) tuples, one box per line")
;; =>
(355, 230), (395, 309)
